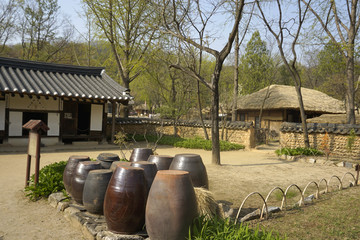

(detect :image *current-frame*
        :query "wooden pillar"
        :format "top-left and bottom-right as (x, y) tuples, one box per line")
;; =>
(111, 102), (116, 144)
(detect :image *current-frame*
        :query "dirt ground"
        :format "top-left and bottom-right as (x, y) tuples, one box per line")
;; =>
(0, 142), (354, 239)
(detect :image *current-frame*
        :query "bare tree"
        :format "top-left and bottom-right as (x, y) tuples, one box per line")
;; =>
(0, 0), (18, 52)
(301, 0), (360, 124)
(256, 0), (311, 148)
(155, 0), (246, 165)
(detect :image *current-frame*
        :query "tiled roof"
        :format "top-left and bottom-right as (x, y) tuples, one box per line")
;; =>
(280, 122), (360, 135)
(0, 57), (133, 102)
(111, 118), (254, 130)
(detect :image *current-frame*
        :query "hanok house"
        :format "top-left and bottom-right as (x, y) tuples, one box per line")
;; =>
(0, 57), (132, 146)
(235, 85), (345, 133)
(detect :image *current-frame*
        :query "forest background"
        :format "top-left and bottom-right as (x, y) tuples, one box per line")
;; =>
(2, 0), (360, 164)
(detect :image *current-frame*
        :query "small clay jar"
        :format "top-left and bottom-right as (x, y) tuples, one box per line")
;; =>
(71, 161), (101, 204)
(104, 165), (147, 234)
(169, 154), (209, 189)
(82, 169), (113, 214)
(129, 148), (153, 162)
(97, 153), (120, 169)
(130, 161), (158, 192)
(147, 155), (173, 170)
(63, 155), (90, 196)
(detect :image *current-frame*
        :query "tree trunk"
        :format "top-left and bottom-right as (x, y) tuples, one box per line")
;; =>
(294, 84), (310, 148)
(346, 56), (356, 124)
(211, 71), (221, 165)
(232, 32), (239, 122)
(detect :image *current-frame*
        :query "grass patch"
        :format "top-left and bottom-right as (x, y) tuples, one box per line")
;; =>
(257, 186), (360, 239)
(131, 134), (245, 151)
(25, 161), (67, 201)
(275, 147), (323, 156)
(188, 215), (283, 240)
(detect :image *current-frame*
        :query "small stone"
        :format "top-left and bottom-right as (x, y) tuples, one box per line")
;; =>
(96, 231), (145, 240)
(64, 206), (81, 222)
(240, 209), (261, 222)
(308, 158), (316, 164)
(337, 162), (345, 167)
(344, 162), (354, 168)
(57, 201), (70, 212)
(303, 194), (315, 204)
(48, 192), (65, 208)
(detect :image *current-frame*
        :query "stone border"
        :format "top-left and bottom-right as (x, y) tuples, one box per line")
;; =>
(48, 193), (147, 240)
(277, 155), (357, 168)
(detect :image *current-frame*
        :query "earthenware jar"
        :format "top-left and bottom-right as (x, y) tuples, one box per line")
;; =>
(169, 154), (209, 189)
(63, 155), (90, 195)
(110, 161), (131, 171)
(82, 169), (113, 214)
(129, 148), (153, 162)
(104, 166), (147, 234)
(130, 161), (157, 192)
(146, 170), (198, 240)
(71, 161), (101, 204)
(97, 153), (120, 169)
(147, 155), (173, 170)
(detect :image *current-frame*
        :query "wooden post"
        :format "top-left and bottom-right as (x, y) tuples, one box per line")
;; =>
(23, 120), (49, 187)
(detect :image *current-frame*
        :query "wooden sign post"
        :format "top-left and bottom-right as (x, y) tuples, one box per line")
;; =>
(23, 120), (49, 187)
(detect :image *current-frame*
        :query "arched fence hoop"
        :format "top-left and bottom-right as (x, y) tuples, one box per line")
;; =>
(328, 175), (343, 191)
(341, 172), (356, 187)
(234, 192), (268, 224)
(319, 178), (328, 194)
(282, 184), (304, 209)
(261, 187), (285, 216)
(302, 181), (319, 200)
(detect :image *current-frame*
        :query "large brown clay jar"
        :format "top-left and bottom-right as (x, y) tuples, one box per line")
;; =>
(110, 161), (131, 172)
(146, 170), (198, 240)
(71, 161), (101, 204)
(129, 148), (153, 162)
(104, 166), (147, 234)
(63, 155), (90, 196)
(82, 169), (113, 214)
(169, 154), (209, 189)
(130, 161), (157, 193)
(147, 155), (173, 170)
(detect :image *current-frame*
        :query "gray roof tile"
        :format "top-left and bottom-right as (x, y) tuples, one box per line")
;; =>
(0, 57), (132, 102)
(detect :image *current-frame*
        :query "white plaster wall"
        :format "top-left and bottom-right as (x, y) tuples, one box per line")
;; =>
(90, 104), (103, 131)
(9, 95), (59, 111)
(9, 111), (22, 136)
(48, 113), (60, 136)
(8, 137), (60, 146)
(0, 100), (5, 131)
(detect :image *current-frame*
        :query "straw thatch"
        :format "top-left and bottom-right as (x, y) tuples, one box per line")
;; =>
(194, 187), (223, 219)
(237, 85), (345, 114)
(307, 113), (360, 123)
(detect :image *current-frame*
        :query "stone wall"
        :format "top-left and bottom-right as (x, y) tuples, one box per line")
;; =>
(279, 122), (360, 160)
(106, 118), (256, 149)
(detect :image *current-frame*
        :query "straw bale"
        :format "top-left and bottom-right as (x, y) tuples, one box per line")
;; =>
(194, 187), (223, 219)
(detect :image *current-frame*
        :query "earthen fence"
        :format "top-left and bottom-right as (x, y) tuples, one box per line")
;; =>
(106, 118), (256, 149)
(280, 122), (360, 160)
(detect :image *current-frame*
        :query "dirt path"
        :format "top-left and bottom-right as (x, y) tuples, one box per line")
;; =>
(0, 143), (354, 239)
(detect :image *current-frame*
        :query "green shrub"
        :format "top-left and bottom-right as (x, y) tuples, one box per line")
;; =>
(174, 137), (245, 151)
(275, 147), (323, 156)
(25, 161), (67, 201)
(131, 134), (245, 151)
(188, 216), (283, 240)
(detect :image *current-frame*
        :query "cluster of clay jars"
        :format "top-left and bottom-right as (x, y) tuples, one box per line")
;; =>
(63, 148), (208, 239)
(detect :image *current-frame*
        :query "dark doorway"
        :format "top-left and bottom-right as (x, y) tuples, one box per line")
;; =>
(77, 103), (91, 135)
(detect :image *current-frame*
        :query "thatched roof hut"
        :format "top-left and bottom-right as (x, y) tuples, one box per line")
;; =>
(237, 85), (345, 114)
(307, 113), (360, 123)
